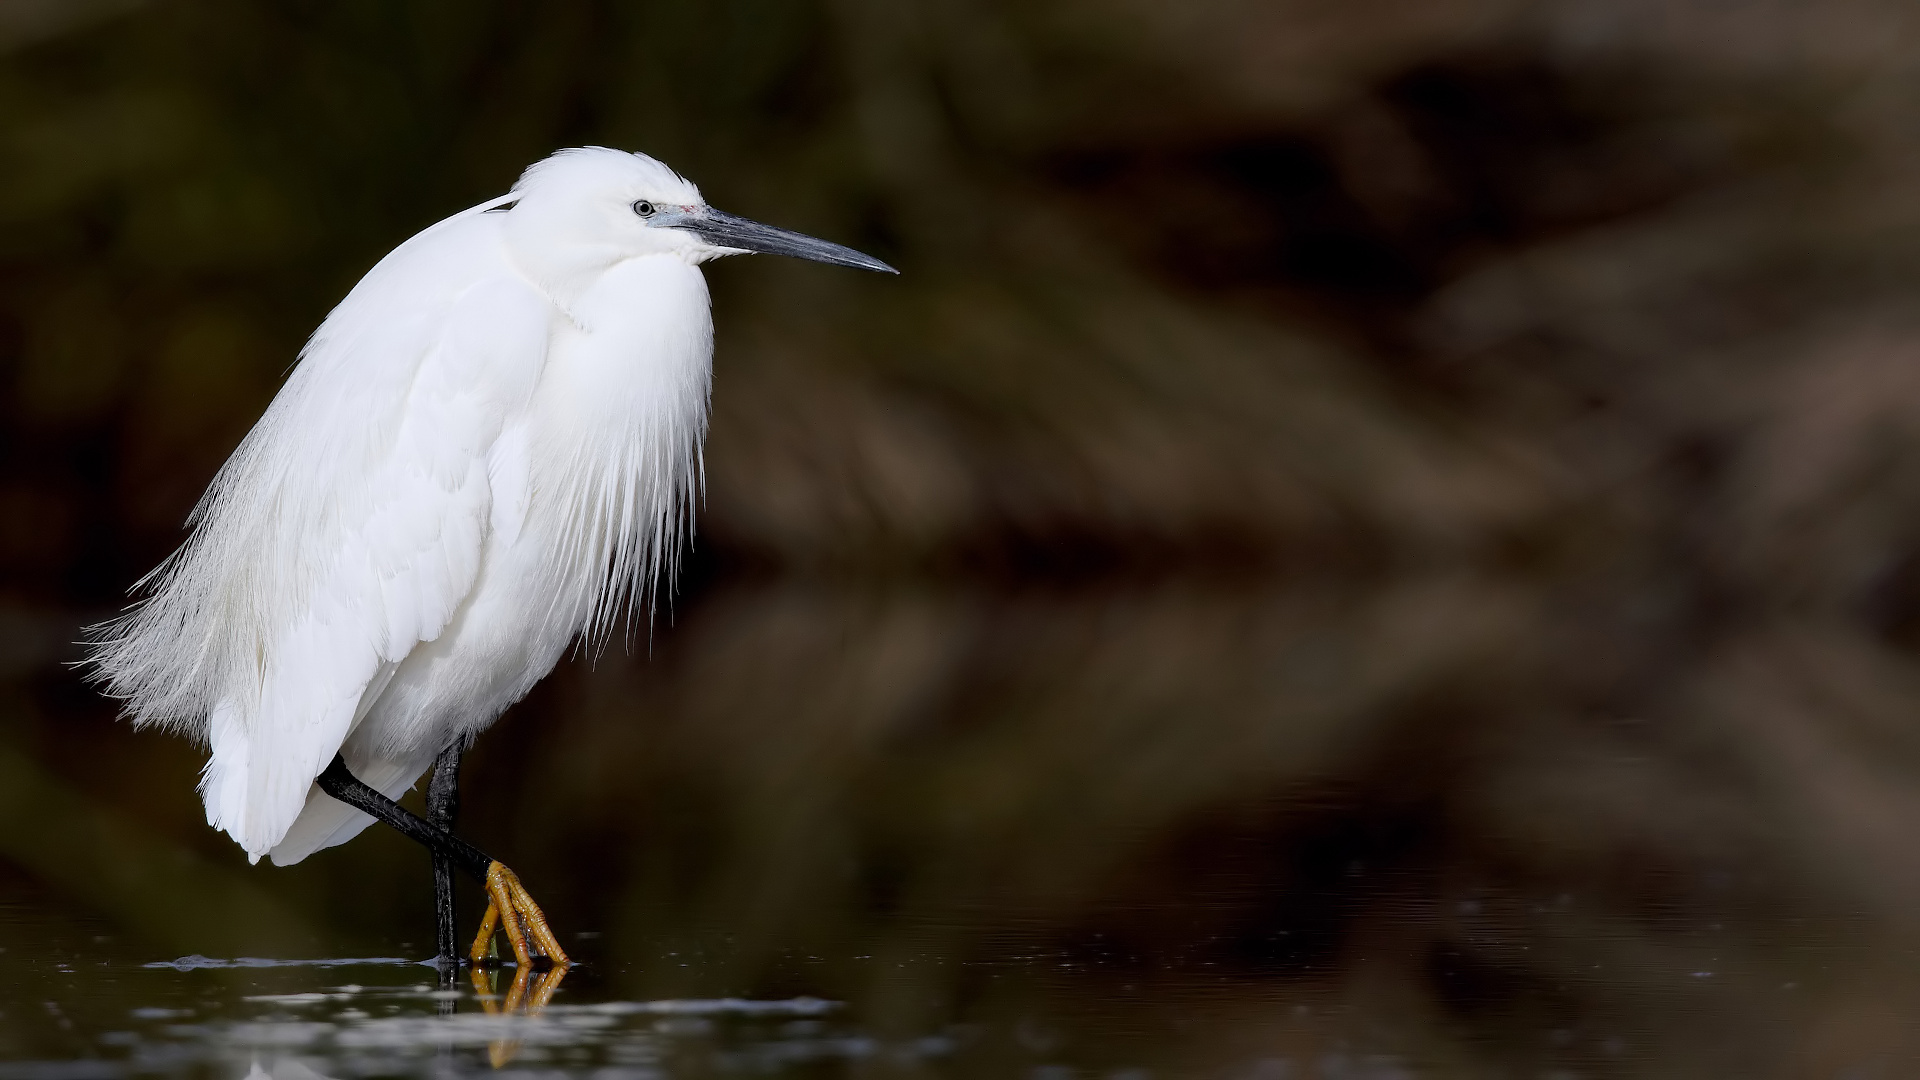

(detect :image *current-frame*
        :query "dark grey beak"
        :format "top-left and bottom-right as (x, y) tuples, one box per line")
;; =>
(680, 208), (897, 274)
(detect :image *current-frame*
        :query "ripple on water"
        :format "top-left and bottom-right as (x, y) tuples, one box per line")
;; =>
(142, 957), (420, 972)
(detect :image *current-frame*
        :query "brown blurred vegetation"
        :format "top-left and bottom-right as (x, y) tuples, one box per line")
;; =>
(5, 0), (1920, 1074)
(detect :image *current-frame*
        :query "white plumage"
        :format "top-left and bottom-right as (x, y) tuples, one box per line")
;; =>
(86, 147), (889, 866)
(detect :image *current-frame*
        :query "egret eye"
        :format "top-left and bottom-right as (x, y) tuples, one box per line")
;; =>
(633, 200), (657, 218)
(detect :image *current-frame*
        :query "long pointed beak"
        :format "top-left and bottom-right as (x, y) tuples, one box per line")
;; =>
(682, 208), (897, 274)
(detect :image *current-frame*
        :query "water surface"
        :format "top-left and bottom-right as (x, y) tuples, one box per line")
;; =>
(0, 839), (1902, 1079)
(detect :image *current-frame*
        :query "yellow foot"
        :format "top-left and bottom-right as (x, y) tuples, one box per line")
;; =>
(468, 860), (570, 968)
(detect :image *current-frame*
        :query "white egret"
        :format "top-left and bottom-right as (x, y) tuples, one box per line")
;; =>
(87, 147), (895, 970)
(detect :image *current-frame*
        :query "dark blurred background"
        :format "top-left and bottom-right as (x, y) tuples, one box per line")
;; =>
(4, 0), (1920, 1074)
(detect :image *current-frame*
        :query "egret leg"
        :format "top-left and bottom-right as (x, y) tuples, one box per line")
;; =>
(314, 755), (569, 969)
(427, 741), (464, 975)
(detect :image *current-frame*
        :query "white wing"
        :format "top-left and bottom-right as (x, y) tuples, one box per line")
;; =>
(91, 201), (552, 861)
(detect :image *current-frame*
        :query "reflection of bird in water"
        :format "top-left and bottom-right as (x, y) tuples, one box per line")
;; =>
(87, 147), (895, 970)
(236, 964), (564, 1070)
(472, 962), (569, 1067)
(245, 1058), (333, 1080)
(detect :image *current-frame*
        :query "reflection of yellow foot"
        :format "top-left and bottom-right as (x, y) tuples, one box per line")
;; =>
(468, 861), (569, 968)
(471, 960), (569, 1068)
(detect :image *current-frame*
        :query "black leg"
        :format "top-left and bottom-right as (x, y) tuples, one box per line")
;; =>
(427, 740), (465, 972)
(317, 753), (569, 969)
(316, 755), (493, 880)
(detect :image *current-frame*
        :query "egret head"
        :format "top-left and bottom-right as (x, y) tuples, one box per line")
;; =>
(503, 147), (895, 291)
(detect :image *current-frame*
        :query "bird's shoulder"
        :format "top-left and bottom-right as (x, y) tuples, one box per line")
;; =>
(291, 204), (554, 397)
